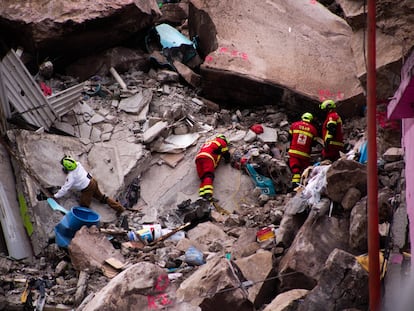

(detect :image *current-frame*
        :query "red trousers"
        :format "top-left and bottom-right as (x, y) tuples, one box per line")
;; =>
(195, 157), (215, 197)
(322, 146), (342, 162)
(288, 156), (310, 183)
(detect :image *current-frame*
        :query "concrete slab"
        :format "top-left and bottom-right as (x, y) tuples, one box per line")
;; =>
(139, 145), (256, 223)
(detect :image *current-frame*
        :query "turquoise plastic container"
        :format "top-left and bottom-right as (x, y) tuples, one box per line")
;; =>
(55, 207), (100, 248)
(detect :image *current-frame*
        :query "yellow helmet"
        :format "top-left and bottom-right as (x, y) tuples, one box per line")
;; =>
(61, 156), (77, 171)
(320, 99), (336, 110)
(301, 112), (313, 123)
(216, 134), (229, 145)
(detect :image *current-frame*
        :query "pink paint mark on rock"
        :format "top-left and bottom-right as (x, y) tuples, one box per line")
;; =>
(391, 253), (403, 264)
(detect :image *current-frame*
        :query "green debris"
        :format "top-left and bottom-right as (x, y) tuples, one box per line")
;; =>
(18, 193), (33, 236)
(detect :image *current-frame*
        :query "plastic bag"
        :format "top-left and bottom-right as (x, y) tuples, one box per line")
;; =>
(184, 246), (205, 266)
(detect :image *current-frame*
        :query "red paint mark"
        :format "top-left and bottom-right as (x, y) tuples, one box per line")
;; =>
(215, 46), (249, 61)
(239, 52), (249, 60)
(158, 293), (173, 306)
(336, 91), (344, 100)
(376, 111), (400, 130)
(154, 274), (169, 292)
(318, 90), (344, 101)
(310, 0), (317, 3)
(147, 274), (174, 309)
(147, 293), (173, 309)
(205, 55), (213, 62)
(147, 295), (158, 309)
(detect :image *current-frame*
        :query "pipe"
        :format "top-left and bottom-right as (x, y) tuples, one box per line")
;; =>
(367, 0), (380, 310)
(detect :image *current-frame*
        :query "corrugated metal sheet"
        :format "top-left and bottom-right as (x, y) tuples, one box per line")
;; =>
(0, 63), (9, 135)
(49, 82), (84, 120)
(1, 50), (56, 129)
(0, 50), (84, 131)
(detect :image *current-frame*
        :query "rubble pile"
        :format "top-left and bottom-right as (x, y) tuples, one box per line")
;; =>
(0, 0), (409, 310)
(0, 54), (406, 310)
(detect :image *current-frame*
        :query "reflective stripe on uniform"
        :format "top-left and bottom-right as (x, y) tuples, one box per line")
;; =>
(196, 152), (219, 166)
(292, 173), (301, 183)
(330, 141), (344, 147)
(291, 129), (314, 138)
(288, 149), (311, 158)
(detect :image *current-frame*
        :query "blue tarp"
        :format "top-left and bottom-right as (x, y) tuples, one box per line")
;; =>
(154, 24), (196, 49)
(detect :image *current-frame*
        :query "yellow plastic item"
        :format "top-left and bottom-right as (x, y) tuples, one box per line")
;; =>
(356, 252), (386, 279)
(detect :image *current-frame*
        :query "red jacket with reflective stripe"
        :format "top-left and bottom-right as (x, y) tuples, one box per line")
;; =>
(196, 137), (229, 168)
(288, 120), (318, 159)
(322, 110), (344, 147)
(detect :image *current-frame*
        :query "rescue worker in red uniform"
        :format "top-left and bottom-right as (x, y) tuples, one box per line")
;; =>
(320, 100), (344, 161)
(195, 134), (230, 200)
(288, 112), (319, 188)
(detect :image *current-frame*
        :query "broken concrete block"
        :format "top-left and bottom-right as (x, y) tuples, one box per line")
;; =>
(257, 125), (277, 143)
(143, 121), (169, 144)
(118, 89), (153, 115)
(89, 114), (105, 124)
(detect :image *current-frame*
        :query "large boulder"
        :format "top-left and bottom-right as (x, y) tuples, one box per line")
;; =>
(278, 214), (350, 292)
(0, 0), (160, 62)
(298, 248), (369, 311)
(81, 261), (176, 311)
(188, 0), (364, 117)
(325, 159), (367, 203)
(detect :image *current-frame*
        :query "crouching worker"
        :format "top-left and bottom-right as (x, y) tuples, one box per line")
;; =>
(54, 156), (125, 215)
(195, 134), (230, 200)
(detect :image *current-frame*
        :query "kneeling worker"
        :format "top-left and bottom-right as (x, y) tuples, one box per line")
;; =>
(54, 156), (125, 215)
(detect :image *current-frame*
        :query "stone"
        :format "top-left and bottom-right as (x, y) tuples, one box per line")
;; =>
(383, 147), (404, 162)
(325, 159), (367, 203)
(176, 256), (254, 310)
(190, 0), (365, 117)
(297, 249), (369, 311)
(341, 187), (361, 211)
(173, 60), (202, 87)
(81, 262), (170, 311)
(187, 222), (228, 252)
(118, 89), (153, 115)
(235, 250), (276, 307)
(0, 1), (160, 63)
(68, 226), (124, 272)
(89, 114), (105, 124)
(278, 215), (350, 292)
(263, 289), (309, 311)
(349, 197), (367, 252)
(143, 121), (169, 144)
(230, 228), (260, 260)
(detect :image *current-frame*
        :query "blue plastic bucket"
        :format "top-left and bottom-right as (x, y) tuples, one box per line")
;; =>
(55, 207), (100, 248)
(67, 206), (100, 231)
